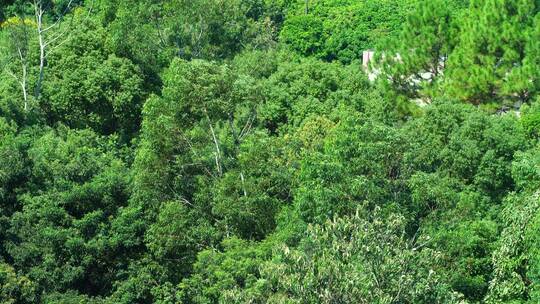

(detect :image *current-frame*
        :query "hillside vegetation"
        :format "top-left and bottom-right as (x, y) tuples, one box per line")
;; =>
(1, 0), (540, 303)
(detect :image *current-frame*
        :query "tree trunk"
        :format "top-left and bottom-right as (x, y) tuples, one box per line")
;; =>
(21, 63), (28, 111)
(204, 108), (222, 177)
(34, 0), (45, 100)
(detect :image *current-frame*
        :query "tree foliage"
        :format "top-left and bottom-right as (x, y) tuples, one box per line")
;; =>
(1, 0), (539, 303)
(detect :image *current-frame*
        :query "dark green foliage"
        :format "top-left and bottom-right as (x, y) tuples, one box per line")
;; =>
(41, 17), (145, 137)
(4, 127), (130, 298)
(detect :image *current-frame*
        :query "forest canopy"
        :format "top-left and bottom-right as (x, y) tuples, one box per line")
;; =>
(1, 0), (540, 303)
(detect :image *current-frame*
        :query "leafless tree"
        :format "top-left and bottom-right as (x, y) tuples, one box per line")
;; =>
(2, 18), (31, 110)
(32, 0), (76, 100)
(1, 0), (80, 111)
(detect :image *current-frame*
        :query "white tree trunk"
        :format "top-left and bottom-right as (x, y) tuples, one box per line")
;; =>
(34, 0), (46, 100)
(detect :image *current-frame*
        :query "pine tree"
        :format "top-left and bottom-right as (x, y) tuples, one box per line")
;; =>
(378, 0), (466, 103)
(446, 0), (539, 105)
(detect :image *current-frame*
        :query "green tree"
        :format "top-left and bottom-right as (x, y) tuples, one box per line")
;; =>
(446, 0), (540, 105)
(41, 16), (145, 137)
(175, 237), (271, 303)
(260, 56), (370, 133)
(486, 147), (540, 303)
(259, 209), (462, 303)
(127, 58), (274, 300)
(279, 0), (415, 63)
(4, 126), (130, 298)
(379, 0), (466, 101)
(401, 100), (528, 301)
(0, 262), (37, 304)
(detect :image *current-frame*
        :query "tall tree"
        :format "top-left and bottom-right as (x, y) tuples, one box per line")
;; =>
(0, 0), (81, 110)
(258, 209), (462, 303)
(1, 16), (32, 110)
(378, 0), (466, 102)
(446, 0), (540, 105)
